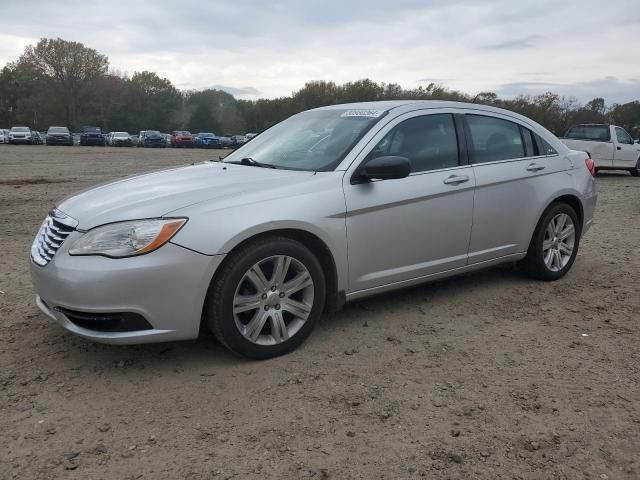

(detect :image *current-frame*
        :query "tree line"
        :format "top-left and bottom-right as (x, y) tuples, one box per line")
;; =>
(1, 38), (639, 138)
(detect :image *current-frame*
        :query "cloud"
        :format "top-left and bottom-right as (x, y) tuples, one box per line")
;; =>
(211, 85), (262, 97)
(496, 77), (640, 104)
(481, 35), (540, 50)
(1, 0), (639, 103)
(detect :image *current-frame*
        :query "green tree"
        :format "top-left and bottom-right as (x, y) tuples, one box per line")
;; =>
(189, 103), (221, 133)
(18, 38), (108, 129)
(128, 71), (181, 132)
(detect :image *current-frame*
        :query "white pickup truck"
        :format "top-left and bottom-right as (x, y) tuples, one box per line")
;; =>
(561, 124), (639, 176)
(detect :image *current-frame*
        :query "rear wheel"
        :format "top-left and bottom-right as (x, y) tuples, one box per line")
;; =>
(524, 203), (581, 281)
(205, 237), (325, 359)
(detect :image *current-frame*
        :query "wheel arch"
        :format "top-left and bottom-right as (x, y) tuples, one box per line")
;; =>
(550, 194), (584, 227)
(202, 228), (343, 326)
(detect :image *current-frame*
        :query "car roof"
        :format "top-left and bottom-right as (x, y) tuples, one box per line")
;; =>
(312, 100), (539, 126)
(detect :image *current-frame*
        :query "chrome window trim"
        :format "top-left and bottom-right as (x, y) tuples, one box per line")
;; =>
(470, 153), (559, 168)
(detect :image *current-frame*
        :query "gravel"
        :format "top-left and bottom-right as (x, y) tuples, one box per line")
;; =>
(1, 145), (639, 479)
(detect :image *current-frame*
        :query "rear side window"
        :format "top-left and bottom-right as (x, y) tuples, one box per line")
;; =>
(521, 127), (537, 157)
(370, 114), (459, 173)
(466, 115), (525, 163)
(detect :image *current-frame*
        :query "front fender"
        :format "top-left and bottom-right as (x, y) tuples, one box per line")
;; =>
(168, 172), (349, 292)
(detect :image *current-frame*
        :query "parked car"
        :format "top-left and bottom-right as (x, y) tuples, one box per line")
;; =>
(8, 126), (33, 144)
(171, 130), (196, 148)
(162, 133), (172, 147)
(130, 135), (140, 147)
(218, 135), (233, 148)
(29, 101), (597, 360)
(0, 128), (11, 144)
(245, 133), (257, 141)
(140, 130), (165, 148)
(194, 132), (222, 149)
(111, 132), (132, 147)
(230, 135), (248, 149)
(561, 124), (640, 176)
(80, 126), (105, 146)
(46, 126), (74, 146)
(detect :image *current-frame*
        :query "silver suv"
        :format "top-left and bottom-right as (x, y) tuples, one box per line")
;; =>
(30, 101), (597, 359)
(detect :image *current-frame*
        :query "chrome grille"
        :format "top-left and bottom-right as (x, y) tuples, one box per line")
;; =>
(31, 209), (78, 266)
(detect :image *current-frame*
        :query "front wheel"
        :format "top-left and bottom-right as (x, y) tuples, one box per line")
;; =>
(205, 237), (325, 359)
(630, 159), (640, 177)
(524, 203), (581, 281)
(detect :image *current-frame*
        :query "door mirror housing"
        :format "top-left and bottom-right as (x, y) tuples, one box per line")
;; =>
(354, 156), (411, 183)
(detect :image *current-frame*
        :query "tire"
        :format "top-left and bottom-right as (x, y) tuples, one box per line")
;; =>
(630, 158), (640, 177)
(205, 236), (326, 360)
(524, 202), (581, 281)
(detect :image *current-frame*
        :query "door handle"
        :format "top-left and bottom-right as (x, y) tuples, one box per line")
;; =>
(443, 175), (470, 185)
(617, 146), (622, 150)
(526, 163), (546, 172)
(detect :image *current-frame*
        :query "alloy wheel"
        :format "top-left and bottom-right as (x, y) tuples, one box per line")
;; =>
(233, 255), (314, 345)
(542, 213), (575, 272)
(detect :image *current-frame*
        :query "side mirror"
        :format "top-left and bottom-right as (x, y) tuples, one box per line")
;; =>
(354, 156), (411, 183)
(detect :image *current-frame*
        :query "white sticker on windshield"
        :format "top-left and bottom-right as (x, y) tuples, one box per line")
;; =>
(340, 109), (385, 118)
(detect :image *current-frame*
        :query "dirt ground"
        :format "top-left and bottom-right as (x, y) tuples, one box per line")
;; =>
(1, 145), (639, 480)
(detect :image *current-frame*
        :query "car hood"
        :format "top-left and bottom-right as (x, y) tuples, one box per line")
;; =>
(57, 162), (315, 229)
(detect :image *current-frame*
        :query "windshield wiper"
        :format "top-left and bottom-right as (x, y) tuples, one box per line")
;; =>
(228, 157), (277, 169)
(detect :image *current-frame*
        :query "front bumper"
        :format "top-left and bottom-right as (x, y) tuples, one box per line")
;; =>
(30, 235), (225, 344)
(47, 136), (73, 144)
(9, 137), (31, 144)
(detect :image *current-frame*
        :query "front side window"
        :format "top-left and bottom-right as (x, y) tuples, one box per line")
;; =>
(369, 114), (459, 173)
(467, 115), (525, 163)
(615, 127), (633, 145)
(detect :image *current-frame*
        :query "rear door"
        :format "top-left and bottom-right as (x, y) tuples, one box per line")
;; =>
(343, 110), (475, 293)
(613, 127), (638, 168)
(465, 113), (572, 264)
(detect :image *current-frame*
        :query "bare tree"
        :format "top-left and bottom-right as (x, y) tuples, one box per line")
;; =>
(19, 38), (108, 129)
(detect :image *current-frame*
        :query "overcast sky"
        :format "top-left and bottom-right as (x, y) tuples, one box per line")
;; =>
(1, 0), (639, 104)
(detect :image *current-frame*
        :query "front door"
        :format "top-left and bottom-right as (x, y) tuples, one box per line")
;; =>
(613, 127), (638, 169)
(343, 111), (475, 293)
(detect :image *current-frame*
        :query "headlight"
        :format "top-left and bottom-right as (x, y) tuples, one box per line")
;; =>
(69, 218), (187, 258)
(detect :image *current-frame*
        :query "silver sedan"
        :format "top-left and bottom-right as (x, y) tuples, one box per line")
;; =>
(30, 101), (597, 359)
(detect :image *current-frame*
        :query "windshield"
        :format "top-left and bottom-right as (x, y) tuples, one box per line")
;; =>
(83, 127), (101, 133)
(146, 130), (161, 136)
(565, 125), (610, 141)
(12, 127), (30, 132)
(48, 127), (69, 134)
(198, 133), (215, 137)
(114, 132), (129, 137)
(223, 108), (386, 171)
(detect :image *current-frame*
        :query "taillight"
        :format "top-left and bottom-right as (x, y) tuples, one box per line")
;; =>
(585, 157), (596, 177)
